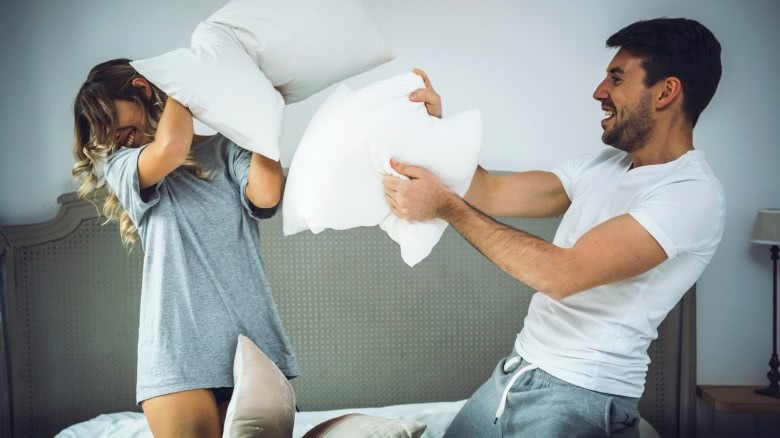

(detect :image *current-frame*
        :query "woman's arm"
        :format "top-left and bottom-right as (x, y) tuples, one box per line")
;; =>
(137, 98), (193, 189)
(245, 153), (284, 208)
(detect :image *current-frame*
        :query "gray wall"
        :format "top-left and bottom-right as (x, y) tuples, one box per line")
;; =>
(1, 0), (779, 433)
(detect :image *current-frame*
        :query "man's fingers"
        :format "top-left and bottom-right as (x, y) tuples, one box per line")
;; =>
(390, 159), (427, 179)
(382, 175), (402, 190)
(384, 186), (398, 198)
(409, 88), (425, 102)
(384, 193), (399, 209)
(412, 68), (432, 88)
(409, 88), (438, 104)
(387, 201), (399, 216)
(388, 203), (409, 220)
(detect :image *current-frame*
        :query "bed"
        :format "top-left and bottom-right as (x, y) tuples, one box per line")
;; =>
(0, 192), (696, 437)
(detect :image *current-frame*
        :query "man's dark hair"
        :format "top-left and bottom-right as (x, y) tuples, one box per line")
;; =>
(607, 17), (722, 126)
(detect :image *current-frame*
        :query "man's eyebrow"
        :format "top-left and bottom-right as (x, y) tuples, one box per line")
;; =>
(609, 67), (624, 75)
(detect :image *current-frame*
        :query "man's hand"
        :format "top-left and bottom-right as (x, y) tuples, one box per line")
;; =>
(409, 68), (442, 118)
(382, 159), (453, 221)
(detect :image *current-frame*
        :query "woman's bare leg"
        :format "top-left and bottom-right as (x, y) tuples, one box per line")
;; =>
(142, 389), (221, 438)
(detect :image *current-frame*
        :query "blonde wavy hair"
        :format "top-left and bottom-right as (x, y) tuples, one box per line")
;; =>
(72, 58), (210, 248)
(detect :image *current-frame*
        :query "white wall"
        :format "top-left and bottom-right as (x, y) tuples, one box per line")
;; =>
(1, 0), (779, 398)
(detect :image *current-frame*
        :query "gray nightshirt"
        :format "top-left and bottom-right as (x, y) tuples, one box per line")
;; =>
(104, 134), (298, 404)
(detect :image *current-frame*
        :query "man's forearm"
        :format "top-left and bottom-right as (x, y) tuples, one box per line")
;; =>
(438, 192), (574, 299)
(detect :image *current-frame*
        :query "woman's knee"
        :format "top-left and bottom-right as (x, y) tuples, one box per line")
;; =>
(142, 389), (221, 438)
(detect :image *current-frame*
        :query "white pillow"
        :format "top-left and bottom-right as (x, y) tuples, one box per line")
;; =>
(283, 73), (482, 267)
(130, 22), (284, 160)
(206, 0), (395, 103)
(223, 334), (296, 438)
(301, 414), (426, 438)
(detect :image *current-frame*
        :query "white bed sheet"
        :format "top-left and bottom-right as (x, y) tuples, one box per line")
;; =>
(55, 400), (468, 438)
(55, 399), (660, 438)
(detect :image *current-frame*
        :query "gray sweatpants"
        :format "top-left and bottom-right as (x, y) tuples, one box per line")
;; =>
(444, 355), (640, 437)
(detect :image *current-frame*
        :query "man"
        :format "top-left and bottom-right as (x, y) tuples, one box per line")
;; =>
(386, 18), (724, 437)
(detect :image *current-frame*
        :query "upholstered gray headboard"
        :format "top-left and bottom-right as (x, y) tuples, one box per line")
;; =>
(0, 192), (696, 438)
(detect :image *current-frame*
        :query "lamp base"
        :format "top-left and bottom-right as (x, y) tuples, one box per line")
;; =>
(755, 385), (780, 398)
(756, 353), (780, 399)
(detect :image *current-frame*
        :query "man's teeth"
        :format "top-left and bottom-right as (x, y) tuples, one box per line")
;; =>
(126, 131), (135, 146)
(603, 110), (614, 120)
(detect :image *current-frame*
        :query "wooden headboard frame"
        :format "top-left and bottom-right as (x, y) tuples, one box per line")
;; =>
(0, 192), (697, 438)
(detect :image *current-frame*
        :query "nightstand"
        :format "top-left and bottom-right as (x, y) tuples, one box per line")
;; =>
(697, 385), (780, 436)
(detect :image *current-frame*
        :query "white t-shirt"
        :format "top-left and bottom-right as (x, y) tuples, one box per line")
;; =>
(515, 147), (725, 398)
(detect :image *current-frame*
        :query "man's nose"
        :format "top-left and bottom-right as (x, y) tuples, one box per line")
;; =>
(592, 81), (608, 101)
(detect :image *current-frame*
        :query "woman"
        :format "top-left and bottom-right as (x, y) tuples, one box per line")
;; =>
(72, 58), (299, 437)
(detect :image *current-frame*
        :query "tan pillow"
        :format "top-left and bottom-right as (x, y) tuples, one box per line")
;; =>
(222, 334), (296, 437)
(302, 413), (427, 438)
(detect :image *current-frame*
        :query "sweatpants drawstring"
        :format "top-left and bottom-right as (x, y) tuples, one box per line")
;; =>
(494, 357), (538, 425)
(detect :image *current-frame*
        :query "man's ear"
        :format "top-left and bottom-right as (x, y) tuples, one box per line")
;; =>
(131, 77), (153, 100)
(656, 77), (682, 110)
